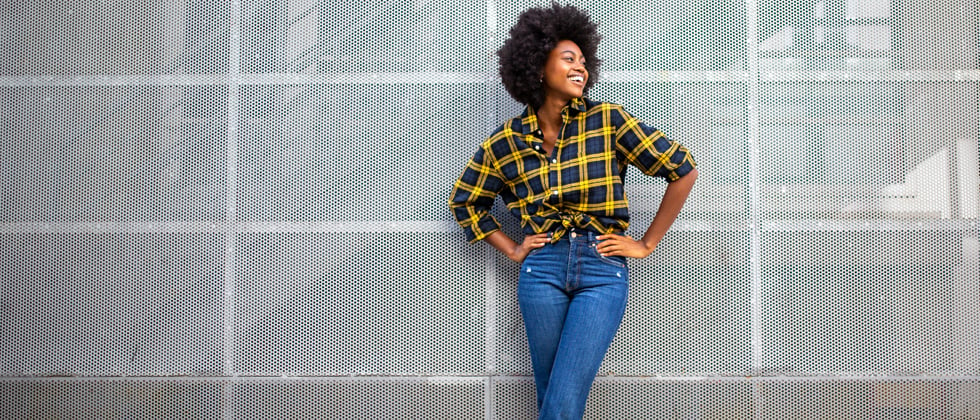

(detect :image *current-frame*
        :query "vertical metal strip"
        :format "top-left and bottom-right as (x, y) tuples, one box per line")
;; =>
(224, 1), (242, 419)
(484, 2), (498, 418)
(745, 0), (764, 417)
(484, 243), (497, 420)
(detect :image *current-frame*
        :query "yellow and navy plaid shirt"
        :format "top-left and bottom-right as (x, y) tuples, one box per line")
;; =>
(449, 98), (696, 243)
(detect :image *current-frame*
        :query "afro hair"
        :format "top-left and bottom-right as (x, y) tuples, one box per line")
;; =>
(497, 3), (602, 109)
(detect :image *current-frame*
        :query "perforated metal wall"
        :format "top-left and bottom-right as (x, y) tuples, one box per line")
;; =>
(1, 0), (978, 418)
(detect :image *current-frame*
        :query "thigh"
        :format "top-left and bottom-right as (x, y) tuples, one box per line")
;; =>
(517, 240), (569, 309)
(517, 243), (571, 380)
(517, 244), (569, 349)
(565, 246), (629, 355)
(562, 276), (628, 351)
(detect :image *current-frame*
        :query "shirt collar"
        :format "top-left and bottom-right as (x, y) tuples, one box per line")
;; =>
(520, 97), (587, 137)
(567, 97), (587, 113)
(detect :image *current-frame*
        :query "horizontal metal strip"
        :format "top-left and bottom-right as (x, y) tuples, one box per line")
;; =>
(0, 73), (491, 87)
(1, 375), (978, 383)
(2, 70), (978, 87)
(761, 69), (980, 82)
(239, 220), (458, 233)
(590, 375), (980, 383)
(0, 220), (974, 234)
(0, 221), (457, 234)
(607, 70), (980, 83)
(0, 221), (226, 234)
(601, 71), (752, 83)
(0, 376), (488, 385)
(763, 219), (978, 232)
(0, 74), (230, 87)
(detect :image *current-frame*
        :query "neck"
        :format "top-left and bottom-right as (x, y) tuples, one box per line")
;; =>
(536, 96), (570, 129)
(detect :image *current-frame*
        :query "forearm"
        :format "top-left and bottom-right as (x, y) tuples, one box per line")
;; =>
(483, 230), (519, 261)
(640, 168), (698, 252)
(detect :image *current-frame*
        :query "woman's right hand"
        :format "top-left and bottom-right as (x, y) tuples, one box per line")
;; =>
(484, 231), (552, 263)
(510, 233), (552, 263)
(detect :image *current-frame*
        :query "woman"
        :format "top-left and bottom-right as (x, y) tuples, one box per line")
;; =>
(449, 4), (698, 419)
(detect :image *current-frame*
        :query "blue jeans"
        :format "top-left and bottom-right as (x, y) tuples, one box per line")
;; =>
(518, 229), (629, 420)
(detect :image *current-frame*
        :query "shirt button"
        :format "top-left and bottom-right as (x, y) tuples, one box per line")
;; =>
(552, 190), (559, 195)
(551, 158), (557, 164)
(534, 145), (541, 150)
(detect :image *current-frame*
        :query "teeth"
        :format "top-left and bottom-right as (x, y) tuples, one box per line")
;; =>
(570, 76), (583, 82)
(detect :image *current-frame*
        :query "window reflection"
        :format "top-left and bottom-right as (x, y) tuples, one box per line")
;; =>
(759, 0), (893, 71)
(757, 0), (978, 220)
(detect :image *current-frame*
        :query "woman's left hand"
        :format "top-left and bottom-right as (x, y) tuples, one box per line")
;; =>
(595, 234), (655, 259)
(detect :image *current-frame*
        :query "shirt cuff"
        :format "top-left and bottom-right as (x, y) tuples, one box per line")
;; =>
(464, 217), (502, 243)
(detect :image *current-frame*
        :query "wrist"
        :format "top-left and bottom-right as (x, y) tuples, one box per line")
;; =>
(507, 243), (523, 262)
(640, 238), (658, 255)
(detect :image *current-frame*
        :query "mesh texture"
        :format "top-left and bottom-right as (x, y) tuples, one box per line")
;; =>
(1, 0), (978, 418)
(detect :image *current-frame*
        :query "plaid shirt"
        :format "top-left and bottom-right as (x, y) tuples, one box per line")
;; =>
(449, 97), (696, 243)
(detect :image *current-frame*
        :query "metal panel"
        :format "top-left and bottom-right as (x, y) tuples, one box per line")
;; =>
(235, 378), (486, 419)
(0, 233), (224, 375)
(756, 379), (980, 419)
(0, 0), (977, 418)
(0, 378), (227, 418)
(235, 231), (487, 375)
(0, 2), (229, 76)
(0, 85), (228, 223)
(236, 82), (487, 222)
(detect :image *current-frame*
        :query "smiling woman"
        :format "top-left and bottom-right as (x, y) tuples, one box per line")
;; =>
(538, 40), (589, 151)
(449, 3), (698, 419)
(495, 3), (602, 111)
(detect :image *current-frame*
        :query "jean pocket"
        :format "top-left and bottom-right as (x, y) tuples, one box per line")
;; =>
(590, 244), (626, 268)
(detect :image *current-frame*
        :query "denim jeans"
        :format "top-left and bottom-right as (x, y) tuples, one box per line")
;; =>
(518, 229), (629, 420)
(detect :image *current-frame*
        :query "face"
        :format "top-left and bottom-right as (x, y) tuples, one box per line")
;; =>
(541, 39), (588, 103)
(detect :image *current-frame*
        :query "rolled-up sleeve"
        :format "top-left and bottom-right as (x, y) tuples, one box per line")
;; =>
(449, 145), (505, 243)
(614, 108), (696, 182)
